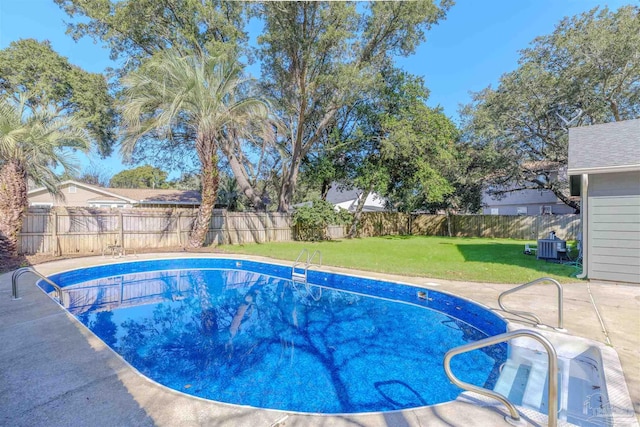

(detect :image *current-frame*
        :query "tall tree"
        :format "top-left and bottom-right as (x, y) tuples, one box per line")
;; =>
(119, 50), (271, 248)
(0, 95), (90, 259)
(54, 0), (248, 70)
(0, 39), (115, 156)
(110, 165), (169, 189)
(341, 69), (459, 236)
(463, 5), (639, 212)
(54, 0), (275, 209)
(257, 1), (452, 212)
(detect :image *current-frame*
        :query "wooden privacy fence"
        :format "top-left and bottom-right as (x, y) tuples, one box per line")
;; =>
(19, 208), (579, 255)
(360, 212), (581, 240)
(19, 208), (295, 255)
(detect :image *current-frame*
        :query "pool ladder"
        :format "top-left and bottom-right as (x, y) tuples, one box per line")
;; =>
(12, 267), (63, 303)
(292, 249), (322, 283)
(444, 329), (559, 427)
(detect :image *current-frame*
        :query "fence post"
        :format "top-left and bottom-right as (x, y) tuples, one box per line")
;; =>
(176, 211), (182, 246)
(51, 210), (59, 256)
(223, 210), (230, 245)
(118, 211), (124, 246)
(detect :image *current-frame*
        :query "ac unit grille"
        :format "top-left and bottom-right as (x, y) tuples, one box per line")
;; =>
(538, 240), (557, 259)
(537, 238), (567, 260)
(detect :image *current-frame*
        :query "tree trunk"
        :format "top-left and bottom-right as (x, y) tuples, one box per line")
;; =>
(187, 151), (220, 248)
(278, 155), (302, 213)
(0, 160), (28, 259)
(320, 180), (332, 200)
(347, 182), (374, 238)
(223, 149), (266, 210)
(221, 139), (266, 211)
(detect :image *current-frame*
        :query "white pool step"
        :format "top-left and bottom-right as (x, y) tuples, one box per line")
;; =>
(493, 359), (530, 405)
(491, 343), (618, 426)
(522, 355), (551, 411)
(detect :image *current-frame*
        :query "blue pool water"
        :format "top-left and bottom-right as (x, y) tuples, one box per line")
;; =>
(43, 258), (507, 414)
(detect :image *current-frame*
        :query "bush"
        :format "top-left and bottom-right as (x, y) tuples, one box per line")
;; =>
(292, 200), (352, 241)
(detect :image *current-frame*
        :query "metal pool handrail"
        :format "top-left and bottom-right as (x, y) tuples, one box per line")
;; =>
(443, 329), (558, 427)
(308, 250), (322, 270)
(292, 248), (309, 282)
(498, 277), (564, 330)
(12, 267), (62, 302)
(292, 249), (322, 283)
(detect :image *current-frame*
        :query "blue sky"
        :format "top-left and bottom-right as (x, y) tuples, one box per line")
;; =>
(0, 0), (631, 179)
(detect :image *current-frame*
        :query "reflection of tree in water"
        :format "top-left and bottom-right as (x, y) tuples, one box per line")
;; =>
(79, 269), (503, 413)
(79, 311), (118, 347)
(440, 318), (507, 389)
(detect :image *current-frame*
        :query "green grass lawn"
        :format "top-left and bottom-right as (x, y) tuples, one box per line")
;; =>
(219, 235), (581, 284)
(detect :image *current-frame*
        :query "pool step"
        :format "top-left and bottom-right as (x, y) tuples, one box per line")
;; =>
(493, 359), (530, 406)
(291, 269), (307, 283)
(521, 357), (553, 412)
(494, 348), (559, 415)
(493, 344), (613, 426)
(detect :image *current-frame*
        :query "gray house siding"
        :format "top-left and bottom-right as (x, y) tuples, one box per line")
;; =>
(587, 172), (640, 283)
(482, 189), (575, 215)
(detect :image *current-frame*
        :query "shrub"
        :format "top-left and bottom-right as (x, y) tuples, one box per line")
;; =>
(292, 200), (352, 241)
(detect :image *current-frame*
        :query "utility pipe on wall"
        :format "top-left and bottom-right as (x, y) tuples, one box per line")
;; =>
(577, 173), (588, 279)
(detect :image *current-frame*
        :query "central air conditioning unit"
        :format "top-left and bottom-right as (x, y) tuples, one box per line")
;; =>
(537, 236), (567, 260)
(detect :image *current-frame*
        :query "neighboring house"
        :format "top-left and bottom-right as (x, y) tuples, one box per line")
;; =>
(568, 118), (640, 284)
(28, 180), (201, 209)
(325, 185), (388, 213)
(482, 161), (577, 215)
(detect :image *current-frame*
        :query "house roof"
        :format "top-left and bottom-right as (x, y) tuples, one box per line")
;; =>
(28, 180), (201, 205)
(106, 188), (201, 205)
(325, 185), (361, 204)
(568, 118), (640, 175)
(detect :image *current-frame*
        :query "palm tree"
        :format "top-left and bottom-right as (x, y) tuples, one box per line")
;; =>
(0, 95), (90, 259)
(120, 50), (271, 248)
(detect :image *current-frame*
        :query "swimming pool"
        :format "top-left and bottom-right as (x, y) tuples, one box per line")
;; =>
(41, 258), (507, 414)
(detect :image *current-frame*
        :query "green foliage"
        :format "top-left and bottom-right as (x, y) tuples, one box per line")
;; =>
(257, 1), (452, 211)
(110, 165), (168, 188)
(0, 95), (91, 193)
(0, 94), (91, 258)
(54, 0), (276, 211)
(292, 200), (351, 241)
(0, 39), (116, 157)
(217, 174), (242, 211)
(339, 68), (461, 214)
(119, 49), (273, 246)
(463, 5), (639, 212)
(382, 101), (459, 211)
(54, 0), (248, 70)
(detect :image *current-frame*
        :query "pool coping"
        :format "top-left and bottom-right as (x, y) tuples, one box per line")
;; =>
(1, 252), (638, 427)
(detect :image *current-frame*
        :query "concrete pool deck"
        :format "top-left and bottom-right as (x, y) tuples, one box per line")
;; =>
(1, 253), (638, 426)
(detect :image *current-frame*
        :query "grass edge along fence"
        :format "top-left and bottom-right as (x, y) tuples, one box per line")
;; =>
(19, 207), (580, 255)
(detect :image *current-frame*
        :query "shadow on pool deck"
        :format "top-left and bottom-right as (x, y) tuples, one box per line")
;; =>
(1, 253), (638, 426)
(0, 275), (152, 426)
